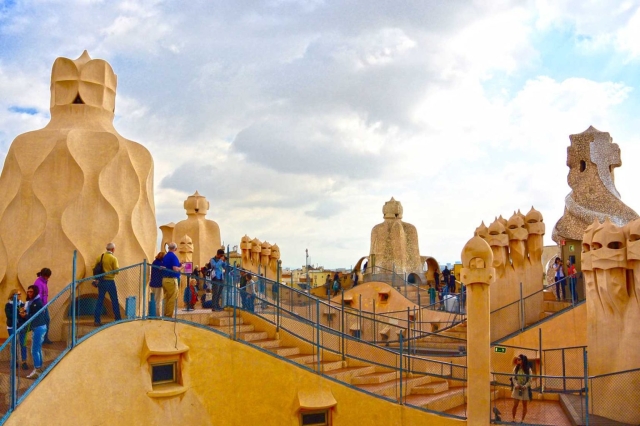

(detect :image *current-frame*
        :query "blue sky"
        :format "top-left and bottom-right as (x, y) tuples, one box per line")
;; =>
(1, 1), (640, 268)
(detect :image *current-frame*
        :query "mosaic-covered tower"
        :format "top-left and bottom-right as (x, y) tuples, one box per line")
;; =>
(0, 51), (157, 301)
(553, 126), (638, 242)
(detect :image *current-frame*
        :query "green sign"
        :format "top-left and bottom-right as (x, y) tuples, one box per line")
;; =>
(569, 244), (575, 252)
(494, 346), (506, 354)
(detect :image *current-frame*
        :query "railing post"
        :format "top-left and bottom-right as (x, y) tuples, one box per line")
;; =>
(519, 282), (524, 331)
(316, 298), (321, 373)
(277, 260), (281, 332)
(584, 348), (590, 426)
(71, 250), (77, 348)
(232, 266), (237, 341)
(10, 292), (18, 411)
(399, 330), (404, 404)
(539, 328), (543, 392)
(372, 299), (376, 344)
(358, 294), (362, 340)
(341, 289), (345, 360)
(142, 258), (147, 319)
(562, 348), (567, 392)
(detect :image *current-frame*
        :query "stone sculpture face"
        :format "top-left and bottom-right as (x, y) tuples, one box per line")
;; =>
(251, 238), (262, 255)
(178, 235), (194, 254)
(260, 241), (272, 260)
(487, 220), (508, 247)
(591, 218), (626, 269)
(270, 244), (280, 261)
(506, 214), (528, 241)
(524, 207), (545, 235)
(627, 219), (640, 262)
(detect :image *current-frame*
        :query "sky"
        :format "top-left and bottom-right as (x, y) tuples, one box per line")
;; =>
(2, 0), (640, 269)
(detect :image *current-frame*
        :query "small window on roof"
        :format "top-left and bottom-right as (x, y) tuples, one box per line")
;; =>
(300, 410), (329, 426)
(151, 361), (177, 385)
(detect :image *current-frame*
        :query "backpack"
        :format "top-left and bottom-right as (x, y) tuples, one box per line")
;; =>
(93, 254), (105, 276)
(332, 280), (339, 291)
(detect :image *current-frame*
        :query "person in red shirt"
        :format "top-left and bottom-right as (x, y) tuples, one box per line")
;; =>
(567, 261), (577, 303)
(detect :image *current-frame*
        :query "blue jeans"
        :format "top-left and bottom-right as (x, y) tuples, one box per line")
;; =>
(555, 277), (566, 300)
(31, 325), (46, 369)
(94, 279), (121, 324)
(569, 277), (577, 303)
(8, 327), (27, 361)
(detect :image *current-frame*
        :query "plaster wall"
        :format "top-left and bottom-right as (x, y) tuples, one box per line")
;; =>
(6, 320), (465, 426)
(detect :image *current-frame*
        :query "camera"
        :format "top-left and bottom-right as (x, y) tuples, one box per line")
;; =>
(518, 388), (523, 397)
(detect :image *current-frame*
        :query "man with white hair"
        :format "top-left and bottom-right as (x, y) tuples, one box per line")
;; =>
(93, 242), (121, 326)
(162, 242), (182, 317)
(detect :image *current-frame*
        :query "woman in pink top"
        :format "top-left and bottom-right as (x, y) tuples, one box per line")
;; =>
(33, 268), (53, 344)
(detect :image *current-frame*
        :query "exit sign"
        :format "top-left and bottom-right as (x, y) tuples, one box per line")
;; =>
(494, 346), (506, 353)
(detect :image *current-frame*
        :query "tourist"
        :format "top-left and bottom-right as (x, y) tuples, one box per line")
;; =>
(244, 273), (256, 313)
(442, 266), (451, 284)
(210, 249), (226, 311)
(332, 272), (341, 296)
(448, 273), (456, 294)
(434, 270), (440, 290)
(200, 288), (213, 309)
(183, 278), (198, 311)
(553, 257), (565, 300)
(353, 271), (359, 287)
(5, 289), (28, 370)
(511, 354), (531, 423)
(33, 268), (53, 344)
(567, 260), (577, 303)
(428, 284), (436, 308)
(162, 242), (182, 317)
(21, 285), (46, 379)
(324, 274), (331, 297)
(149, 252), (165, 317)
(93, 243), (121, 326)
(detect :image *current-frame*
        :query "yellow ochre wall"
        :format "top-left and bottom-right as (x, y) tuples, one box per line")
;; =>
(6, 320), (465, 426)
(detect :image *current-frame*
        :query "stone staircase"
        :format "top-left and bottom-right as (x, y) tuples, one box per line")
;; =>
(387, 322), (467, 356)
(539, 290), (572, 320)
(193, 309), (468, 411)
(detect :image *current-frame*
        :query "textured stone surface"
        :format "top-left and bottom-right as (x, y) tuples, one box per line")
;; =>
(474, 207), (545, 331)
(160, 191), (221, 268)
(0, 51), (156, 300)
(553, 126), (638, 243)
(583, 217), (640, 424)
(369, 198), (423, 277)
(239, 235), (280, 281)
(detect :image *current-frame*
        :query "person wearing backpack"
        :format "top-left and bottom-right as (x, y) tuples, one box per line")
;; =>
(93, 243), (121, 326)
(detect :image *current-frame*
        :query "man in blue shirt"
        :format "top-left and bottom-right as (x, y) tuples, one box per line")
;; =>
(210, 249), (226, 311)
(162, 242), (182, 317)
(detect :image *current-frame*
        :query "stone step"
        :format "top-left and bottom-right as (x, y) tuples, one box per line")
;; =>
(285, 353), (317, 365)
(251, 338), (282, 349)
(405, 386), (466, 412)
(308, 360), (344, 373)
(411, 380), (449, 395)
(269, 346), (300, 357)
(238, 331), (268, 342)
(356, 375), (431, 398)
(210, 324), (254, 333)
(325, 365), (376, 382)
(543, 290), (556, 301)
(210, 316), (244, 326)
(539, 311), (554, 320)
(351, 370), (400, 385)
